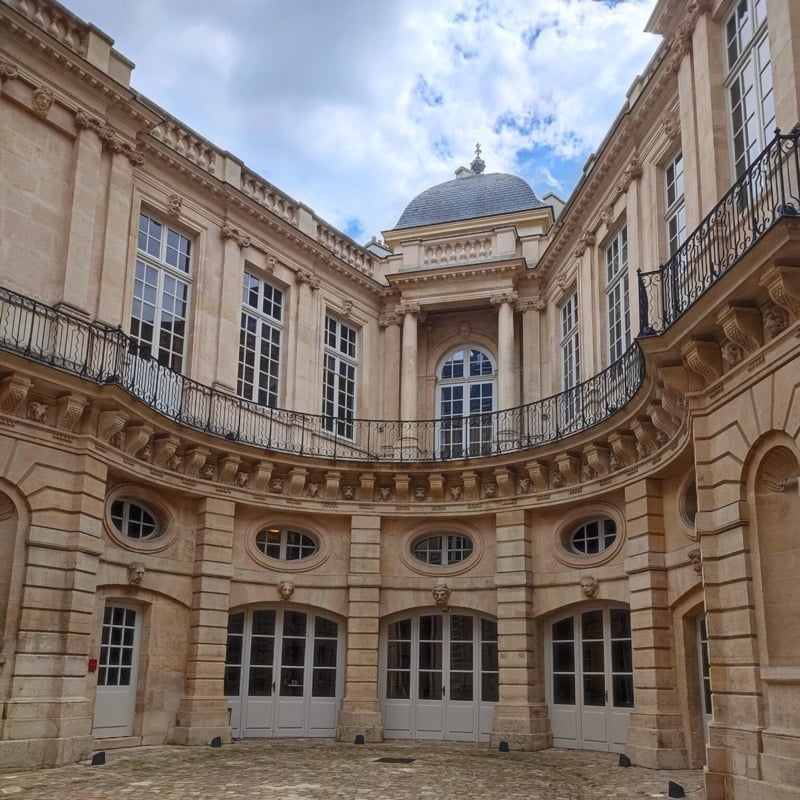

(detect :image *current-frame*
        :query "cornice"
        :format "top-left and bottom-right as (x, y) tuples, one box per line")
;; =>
(386, 258), (525, 289)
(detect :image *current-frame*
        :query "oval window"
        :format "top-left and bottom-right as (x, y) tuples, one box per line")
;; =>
(570, 518), (617, 555)
(255, 527), (317, 561)
(412, 534), (473, 566)
(110, 498), (159, 540)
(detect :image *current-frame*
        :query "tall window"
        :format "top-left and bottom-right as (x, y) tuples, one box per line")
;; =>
(560, 292), (580, 426)
(131, 212), (191, 372)
(605, 226), (630, 364)
(322, 315), (357, 438)
(561, 292), (580, 391)
(665, 152), (686, 258)
(437, 346), (495, 458)
(238, 271), (283, 407)
(725, 0), (773, 178)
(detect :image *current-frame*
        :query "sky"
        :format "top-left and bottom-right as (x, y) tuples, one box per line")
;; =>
(64, 0), (661, 244)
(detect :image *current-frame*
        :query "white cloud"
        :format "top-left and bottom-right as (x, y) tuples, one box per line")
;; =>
(65, 0), (659, 241)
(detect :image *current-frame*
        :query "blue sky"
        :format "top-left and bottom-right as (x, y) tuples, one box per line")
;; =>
(64, 0), (660, 243)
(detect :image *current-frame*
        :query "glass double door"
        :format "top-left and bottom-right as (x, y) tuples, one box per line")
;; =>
(225, 608), (341, 738)
(549, 607), (634, 753)
(383, 612), (498, 741)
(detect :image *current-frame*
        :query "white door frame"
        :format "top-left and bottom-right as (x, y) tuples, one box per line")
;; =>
(225, 606), (344, 738)
(381, 609), (498, 742)
(92, 603), (141, 739)
(546, 604), (634, 753)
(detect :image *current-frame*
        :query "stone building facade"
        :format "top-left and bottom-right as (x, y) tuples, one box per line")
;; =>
(1, 0), (800, 797)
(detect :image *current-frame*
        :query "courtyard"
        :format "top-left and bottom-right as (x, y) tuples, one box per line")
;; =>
(0, 740), (706, 799)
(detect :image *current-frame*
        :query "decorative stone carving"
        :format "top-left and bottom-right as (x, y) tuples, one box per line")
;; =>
(199, 463), (216, 480)
(517, 476), (532, 495)
(296, 269), (320, 290)
(763, 303), (790, 339)
(123, 424), (153, 455)
(137, 441), (153, 462)
(609, 451), (624, 471)
(127, 562), (145, 585)
(97, 411), (128, 449)
(265, 256), (277, 275)
(166, 193), (183, 218)
(760, 264), (800, 319)
(580, 576), (599, 598)
(341, 299), (353, 316)
(450, 485), (464, 501)
(56, 393), (88, 431)
(0, 61), (19, 81)
(648, 400), (678, 440)
(341, 484), (356, 500)
(220, 220), (251, 249)
(0, 376), (33, 415)
(550, 470), (565, 489)
(526, 461), (550, 492)
(269, 476), (284, 494)
(27, 402), (48, 423)
(584, 444), (611, 477)
(182, 447), (209, 478)
(458, 322), (472, 340)
(663, 112), (681, 141)
(759, 446), (799, 493)
(277, 579), (295, 601)
(687, 548), (702, 575)
(490, 291), (519, 307)
(250, 461), (273, 492)
(152, 435), (180, 468)
(379, 486), (393, 502)
(717, 305), (762, 354)
(166, 454), (181, 472)
(74, 109), (145, 165)
(304, 481), (319, 498)
(681, 339), (722, 385)
(31, 86), (54, 115)
(721, 341), (744, 367)
(413, 485), (428, 502)
(432, 582), (451, 609)
(608, 431), (637, 468)
(378, 311), (401, 328)
(218, 456), (241, 484)
(483, 482), (498, 499)
(234, 470), (249, 488)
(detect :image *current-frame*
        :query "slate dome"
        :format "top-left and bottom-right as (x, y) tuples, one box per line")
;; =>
(393, 167), (543, 231)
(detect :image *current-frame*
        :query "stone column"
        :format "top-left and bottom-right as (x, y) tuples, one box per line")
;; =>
(208, 225), (250, 391)
(60, 122), (104, 315)
(519, 297), (545, 403)
(290, 269), (321, 415)
(0, 452), (105, 770)
(96, 151), (135, 326)
(624, 478), (688, 768)
(171, 497), (235, 745)
(398, 303), (420, 451)
(767, 0), (800, 134)
(336, 515), (383, 742)
(378, 311), (402, 458)
(490, 291), (517, 411)
(490, 509), (551, 750)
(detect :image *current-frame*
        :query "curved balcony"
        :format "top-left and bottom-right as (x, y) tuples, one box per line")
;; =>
(0, 285), (644, 462)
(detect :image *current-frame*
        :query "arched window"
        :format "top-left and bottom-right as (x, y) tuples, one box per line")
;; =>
(437, 346), (495, 458)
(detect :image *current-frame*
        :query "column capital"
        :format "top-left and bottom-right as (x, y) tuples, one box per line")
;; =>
(490, 290), (518, 307)
(396, 301), (422, 317)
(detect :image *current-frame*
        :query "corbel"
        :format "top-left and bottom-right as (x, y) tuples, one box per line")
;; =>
(555, 452), (581, 485)
(760, 264), (800, 319)
(183, 446), (210, 478)
(359, 472), (376, 502)
(97, 410), (127, 443)
(217, 455), (241, 484)
(122, 423), (153, 455)
(287, 467), (308, 497)
(493, 468), (515, 498)
(647, 399), (678, 439)
(716, 304), (762, 354)
(0, 375), (33, 414)
(429, 474), (445, 503)
(584, 443), (611, 477)
(525, 460), (550, 492)
(324, 470), (342, 500)
(394, 474), (410, 503)
(681, 339), (721, 386)
(631, 418), (659, 458)
(152, 434), (180, 467)
(250, 461), (273, 492)
(56, 392), (88, 431)
(461, 470), (480, 501)
(608, 431), (637, 467)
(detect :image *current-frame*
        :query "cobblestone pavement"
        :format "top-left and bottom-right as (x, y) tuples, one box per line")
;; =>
(0, 740), (706, 800)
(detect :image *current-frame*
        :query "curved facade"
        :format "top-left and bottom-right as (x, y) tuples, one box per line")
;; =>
(1, 2), (800, 799)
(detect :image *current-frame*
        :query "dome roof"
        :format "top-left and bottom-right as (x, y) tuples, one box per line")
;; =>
(393, 169), (544, 231)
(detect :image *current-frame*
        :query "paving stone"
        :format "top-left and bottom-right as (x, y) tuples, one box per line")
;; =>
(2, 740), (705, 800)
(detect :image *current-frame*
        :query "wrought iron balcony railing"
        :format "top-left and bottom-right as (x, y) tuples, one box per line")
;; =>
(0, 285), (645, 462)
(638, 129), (800, 335)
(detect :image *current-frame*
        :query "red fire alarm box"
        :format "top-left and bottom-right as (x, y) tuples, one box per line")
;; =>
(88, 658), (98, 672)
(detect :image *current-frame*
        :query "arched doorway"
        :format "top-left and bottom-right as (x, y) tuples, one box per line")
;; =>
(224, 607), (344, 738)
(546, 606), (634, 752)
(382, 610), (498, 741)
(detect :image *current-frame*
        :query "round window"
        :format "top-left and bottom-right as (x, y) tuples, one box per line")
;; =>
(412, 534), (473, 566)
(570, 518), (617, 555)
(110, 498), (159, 540)
(255, 527), (317, 561)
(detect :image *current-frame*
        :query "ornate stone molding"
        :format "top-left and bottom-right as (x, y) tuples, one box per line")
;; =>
(296, 269), (321, 290)
(687, 548), (702, 575)
(573, 231), (596, 259)
(515, 296), (546, 313)
(663, 112), (681, 141)
(127, 562), (145, 585)
(763, 303), (790, 339)
(0, 61), (19, 82)
(166, 193), (183, 219)
(220, 220), (251, 249)
(396, 302), (422, 317)
(277, 578), (295, 601)
(378, 311), (401, 328)
(97, 410), (127, 443)
(489, 291), (519, 307)
(26, 401), (49, 423)
(580, 575), (599, 598)
(74, 110), (145, 166)
(432, 582), (451, 609)
(721, 341), (744, 368)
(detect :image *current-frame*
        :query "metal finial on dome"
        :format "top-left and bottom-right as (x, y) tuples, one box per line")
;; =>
(471, 142), (485, 174)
